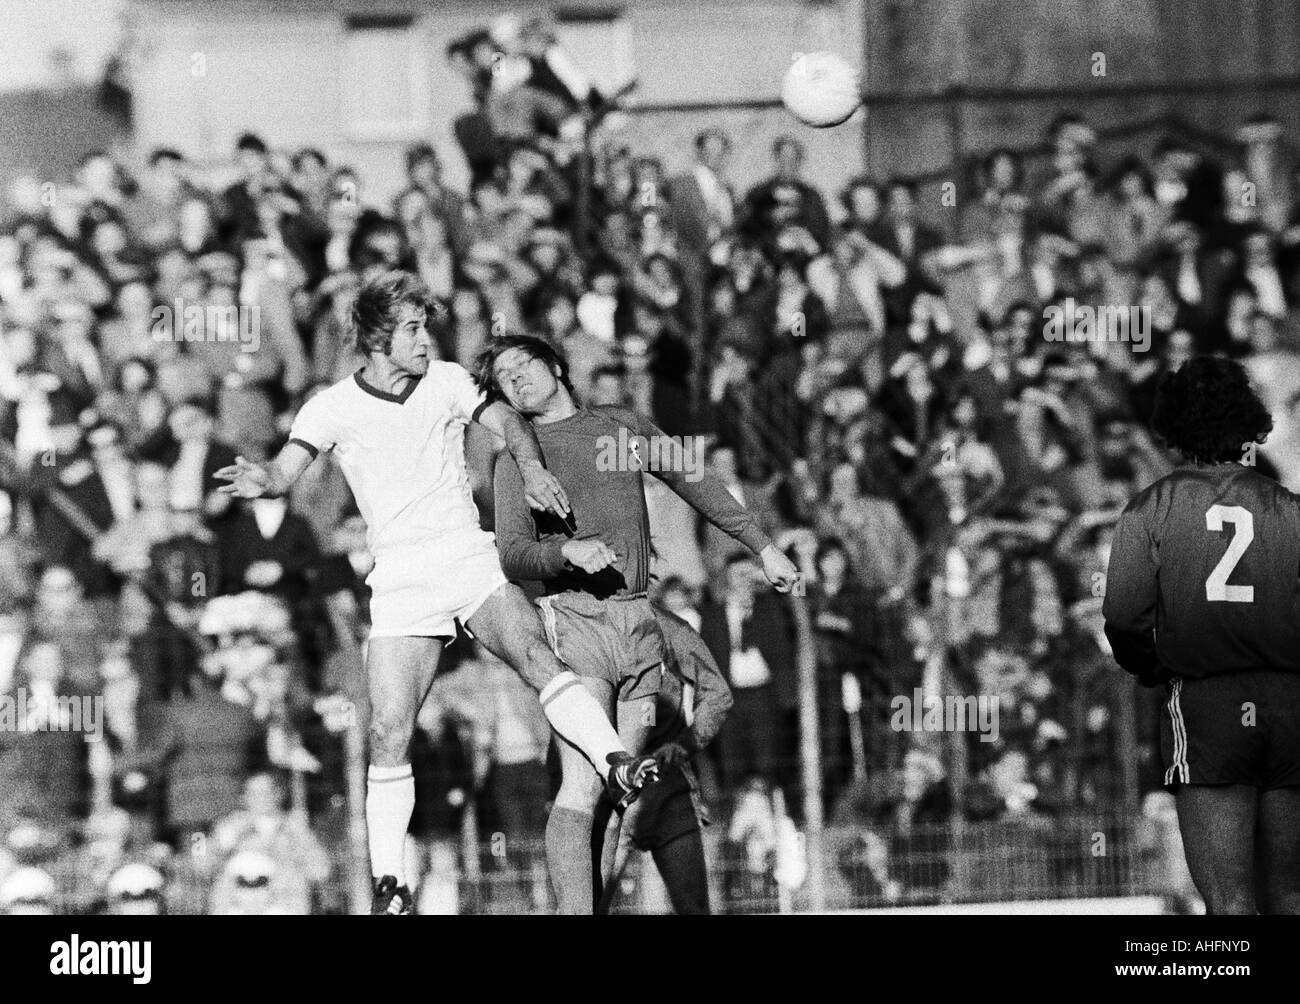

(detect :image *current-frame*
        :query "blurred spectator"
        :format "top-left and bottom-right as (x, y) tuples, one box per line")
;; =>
(700, 555), (795, 791)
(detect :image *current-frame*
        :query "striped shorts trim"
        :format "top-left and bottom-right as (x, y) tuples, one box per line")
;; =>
(1164, 678), (1190, 786)
(538, 595), (563, 662)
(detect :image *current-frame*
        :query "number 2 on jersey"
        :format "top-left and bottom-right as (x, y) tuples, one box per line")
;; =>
(1205, 504), (1254, 602)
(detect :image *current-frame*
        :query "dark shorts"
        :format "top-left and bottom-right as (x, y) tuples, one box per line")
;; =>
(1160, 670), (1300, 791)
(627, 763), (701, 852)
(536, 591), (665, 702)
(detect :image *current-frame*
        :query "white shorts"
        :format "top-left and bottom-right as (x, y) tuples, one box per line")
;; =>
(366, 528), (508, 639)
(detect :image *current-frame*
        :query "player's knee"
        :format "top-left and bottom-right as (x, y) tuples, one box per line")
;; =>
(520, 638), (564, 687)
(368, 713), (412, 765)
(555, 772), (603, 810)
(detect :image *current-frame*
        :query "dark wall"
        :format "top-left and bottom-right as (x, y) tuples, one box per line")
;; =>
(0, 86), (124, 191)
(860, 0), (1300, 181)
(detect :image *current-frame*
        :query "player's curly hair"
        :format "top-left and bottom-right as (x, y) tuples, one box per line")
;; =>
(351, 270), (445, 355)
(1150, 356), (1273, 463)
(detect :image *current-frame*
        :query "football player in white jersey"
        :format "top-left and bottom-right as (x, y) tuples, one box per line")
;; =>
(215, 271), (658, 914)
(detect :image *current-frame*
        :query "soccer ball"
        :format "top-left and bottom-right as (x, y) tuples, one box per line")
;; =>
(782, 51), (862, 128)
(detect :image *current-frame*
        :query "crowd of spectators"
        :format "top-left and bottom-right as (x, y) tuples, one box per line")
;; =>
(4, 13), (1295, 911)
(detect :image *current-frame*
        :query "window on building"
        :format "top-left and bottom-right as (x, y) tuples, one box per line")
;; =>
(342, 14), (428, 141)
(553, 7), (636, 98)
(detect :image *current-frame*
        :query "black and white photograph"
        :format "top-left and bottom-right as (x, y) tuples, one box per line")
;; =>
(0, 0), (1294, 977)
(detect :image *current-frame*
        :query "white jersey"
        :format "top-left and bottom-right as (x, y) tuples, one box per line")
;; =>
(289, 362), (487, 556)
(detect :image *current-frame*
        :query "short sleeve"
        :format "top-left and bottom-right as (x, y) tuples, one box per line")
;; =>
(436, 362), (488, 424)
(288, 391), (338, 456)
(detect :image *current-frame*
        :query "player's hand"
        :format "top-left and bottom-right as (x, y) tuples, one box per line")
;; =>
(760, 544), (803, 594)
(214, 456), (272, 498)
(519, 460), (571, 519)
(561, 539), (619, 574)
(651, 741), (690, 767)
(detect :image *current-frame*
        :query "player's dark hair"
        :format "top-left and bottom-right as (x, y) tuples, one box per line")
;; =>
(351, 270), (436, 356)
(474, 333), (574, 403)
(1150, 356), (1273, 464)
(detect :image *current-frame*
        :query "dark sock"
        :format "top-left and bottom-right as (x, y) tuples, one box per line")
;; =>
(592, 798), (620, 914)
(546, 807), (595, 915)
(652, 830), (711, 915)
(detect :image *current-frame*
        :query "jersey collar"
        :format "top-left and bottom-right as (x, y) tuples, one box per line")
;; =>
(354, 369), (421, 404)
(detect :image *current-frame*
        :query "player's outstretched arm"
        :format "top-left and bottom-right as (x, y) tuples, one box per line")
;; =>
(475, 401), (571, 519)
(213, 440), (315, 499)
(606, 406), (801, 591)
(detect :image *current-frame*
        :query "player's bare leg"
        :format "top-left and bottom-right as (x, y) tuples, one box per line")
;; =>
(1175, 784), (1257, 915)
(365, 635), (443, 914)
(1255, 786), (1300, 914)
(465, 582), (659, 801)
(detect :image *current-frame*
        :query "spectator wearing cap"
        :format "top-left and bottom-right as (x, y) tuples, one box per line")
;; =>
(208, 849), (290, 915)
(211, 772), (331, 915)
(105, 862), (165, 915)
(0, 865), (56, 915)
(743, 136), (831, 253)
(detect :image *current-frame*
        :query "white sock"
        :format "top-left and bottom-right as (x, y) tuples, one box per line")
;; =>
(366, 763), (415, 884)
(539, 671), (625, 773)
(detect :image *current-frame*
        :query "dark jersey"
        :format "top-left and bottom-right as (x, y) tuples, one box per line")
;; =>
(493, 405), (769, 598)
(1103, 463), (1300, 682)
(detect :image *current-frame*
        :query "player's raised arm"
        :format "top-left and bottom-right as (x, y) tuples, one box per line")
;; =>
(1101, 505), (1164, 685)
(213, 439), (316, 499)
(606, 407), (801, 592)
(474, 400), (571, 519)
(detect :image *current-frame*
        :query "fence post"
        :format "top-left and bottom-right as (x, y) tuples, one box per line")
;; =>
(344, 706), (370, 915)
(788, 591), (825, 913)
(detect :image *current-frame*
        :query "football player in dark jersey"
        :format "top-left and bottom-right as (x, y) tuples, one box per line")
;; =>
(1104, 356), (1300, 914)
